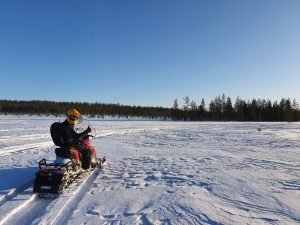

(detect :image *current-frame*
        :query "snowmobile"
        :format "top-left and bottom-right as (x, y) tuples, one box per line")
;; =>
(33, 119), (106, 198)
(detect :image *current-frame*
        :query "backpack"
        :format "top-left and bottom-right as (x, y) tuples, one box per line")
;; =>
(50, 122), (64, 146)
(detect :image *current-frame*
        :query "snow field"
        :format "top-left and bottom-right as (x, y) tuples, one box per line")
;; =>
(0, 116), (299, 225)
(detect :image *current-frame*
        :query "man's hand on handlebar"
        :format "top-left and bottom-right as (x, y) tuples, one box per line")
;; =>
(86, 126), (92, 133)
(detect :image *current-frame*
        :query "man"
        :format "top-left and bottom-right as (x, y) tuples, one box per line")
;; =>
(59, 108), (93, 169)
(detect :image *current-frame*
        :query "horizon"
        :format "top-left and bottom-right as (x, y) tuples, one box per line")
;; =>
(1, 94), (299, 109)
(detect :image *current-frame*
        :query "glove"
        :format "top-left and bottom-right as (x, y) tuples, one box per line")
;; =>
(86, 126), (92, 133)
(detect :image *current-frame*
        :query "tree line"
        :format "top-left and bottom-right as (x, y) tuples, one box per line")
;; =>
(172, 94), (300, 121)
(1, 95), (300, 121)
(0, 100), (172, 119)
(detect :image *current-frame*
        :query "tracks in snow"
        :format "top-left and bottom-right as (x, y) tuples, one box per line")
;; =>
(0, 128), (162, 157)
(0, 186), (38, 225)
(95, 127), (162, 138)
(41, 168), (104, 225)
(0, 127), (161, 224)
(0, 179), (34, 207)
(0, 141), (54, 156)
(0, 167), (104, 225)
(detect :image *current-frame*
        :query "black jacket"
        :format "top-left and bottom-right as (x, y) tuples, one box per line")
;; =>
(61, 120), (89, 147)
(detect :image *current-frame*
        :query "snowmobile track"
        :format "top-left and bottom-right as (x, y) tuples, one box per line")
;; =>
(0, 179), (34, 207)
(0, 166), (105, 225)
(0, 188), (38, 225)
(51, 168), (102, 225)
(0, 141), (54, 156)
(35, 166), (105, 225)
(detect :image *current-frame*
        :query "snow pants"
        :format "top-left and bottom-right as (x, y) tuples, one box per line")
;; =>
(75, 142), (96, 170)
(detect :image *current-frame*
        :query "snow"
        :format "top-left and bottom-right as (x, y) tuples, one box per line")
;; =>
(0, 115), (299, 225)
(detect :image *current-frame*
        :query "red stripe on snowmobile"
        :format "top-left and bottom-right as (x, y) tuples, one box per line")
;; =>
(83, 139), (97, 157)
(70, 148), (80, 160)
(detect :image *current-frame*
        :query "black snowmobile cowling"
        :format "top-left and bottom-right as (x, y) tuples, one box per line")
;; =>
(33, 156), (106, 198)
(33, 158), (80, 197)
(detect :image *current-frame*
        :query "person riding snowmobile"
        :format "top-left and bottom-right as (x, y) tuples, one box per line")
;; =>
(56, 108), (94, 169)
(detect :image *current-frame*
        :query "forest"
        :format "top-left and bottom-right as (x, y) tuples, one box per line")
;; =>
(1, 94), (299, 121)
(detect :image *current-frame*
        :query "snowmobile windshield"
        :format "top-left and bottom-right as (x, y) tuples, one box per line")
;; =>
(74, 116), (89, 131)
(74, 117), (96, 138)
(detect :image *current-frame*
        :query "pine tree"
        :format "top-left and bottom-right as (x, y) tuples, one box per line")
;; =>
(183, 96), (190, 111)
(190, 101), (197, 111)
(225, 97), (233, 121)
(199, 98), (206, 111)
(198, 98), (206, 120)
(172, 98), (179, 110)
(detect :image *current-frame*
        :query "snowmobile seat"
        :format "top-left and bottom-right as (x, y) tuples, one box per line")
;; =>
(54, 156), (71, 165)
(55, 147), (81, 161)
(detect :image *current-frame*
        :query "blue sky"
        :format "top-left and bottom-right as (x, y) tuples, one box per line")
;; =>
(0, 0), (299, 107)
